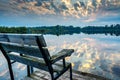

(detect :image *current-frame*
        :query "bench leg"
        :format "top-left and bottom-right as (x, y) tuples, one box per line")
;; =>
(30, 67), (34, 74)
(70, 64), (72, 80)
(51, 74), (54, 80)
(8, 61), (14, 80)
(27, 66), (30, 76)
(27, 66), (34, 77)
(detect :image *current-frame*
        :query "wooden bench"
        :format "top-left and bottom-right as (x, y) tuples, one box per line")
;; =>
(0, 34), (74, 80)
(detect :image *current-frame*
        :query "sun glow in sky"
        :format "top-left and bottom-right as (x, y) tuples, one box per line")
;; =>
(0, 0), (120, 27)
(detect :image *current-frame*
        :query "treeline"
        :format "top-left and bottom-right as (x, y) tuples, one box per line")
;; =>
(0, 24), (120, 36)
(28, 25), (81, 35)
(82, 24), (120, 36)
(0, 25), (81, 35)
(0, 26), (27, 33)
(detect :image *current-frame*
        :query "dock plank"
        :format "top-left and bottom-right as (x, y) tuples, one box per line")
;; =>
(22, 69), (110, 80)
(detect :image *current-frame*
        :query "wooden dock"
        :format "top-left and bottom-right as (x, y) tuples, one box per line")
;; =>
(22, 69), (110, 80)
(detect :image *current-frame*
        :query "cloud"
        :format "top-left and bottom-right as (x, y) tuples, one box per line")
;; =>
(17, 1), (56, 15)
(0, 0), (120, 26)
(0, 69), (8, 77)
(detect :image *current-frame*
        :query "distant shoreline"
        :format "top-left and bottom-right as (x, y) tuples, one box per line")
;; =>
(0, 24), (120, 36)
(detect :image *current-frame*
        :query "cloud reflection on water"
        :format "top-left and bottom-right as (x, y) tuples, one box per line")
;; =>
(45, 34), (120, 80)
(16, 63), (26, 71)
(0, 69), (8, 77)
(0, 51), (27, 79)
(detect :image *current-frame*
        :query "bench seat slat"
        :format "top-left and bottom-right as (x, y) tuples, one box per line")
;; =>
(8, 54), (49, 71)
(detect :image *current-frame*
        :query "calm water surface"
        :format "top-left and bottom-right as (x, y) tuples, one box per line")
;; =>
(0, 33), (120, 80)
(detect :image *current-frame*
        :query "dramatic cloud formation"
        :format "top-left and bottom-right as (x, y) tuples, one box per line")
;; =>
(0, 0), (120, 26)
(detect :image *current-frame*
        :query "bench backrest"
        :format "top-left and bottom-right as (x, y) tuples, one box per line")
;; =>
(0, 34), (52, 71)
(0, 34), (46, 46)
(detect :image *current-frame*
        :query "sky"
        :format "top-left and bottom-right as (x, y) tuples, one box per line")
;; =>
(0, 0), (120, 27)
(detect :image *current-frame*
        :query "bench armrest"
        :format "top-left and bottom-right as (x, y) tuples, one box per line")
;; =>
(51, 49), (74, 64)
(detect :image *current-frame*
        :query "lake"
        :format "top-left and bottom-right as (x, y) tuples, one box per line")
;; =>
(0, 33), (120, 80)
